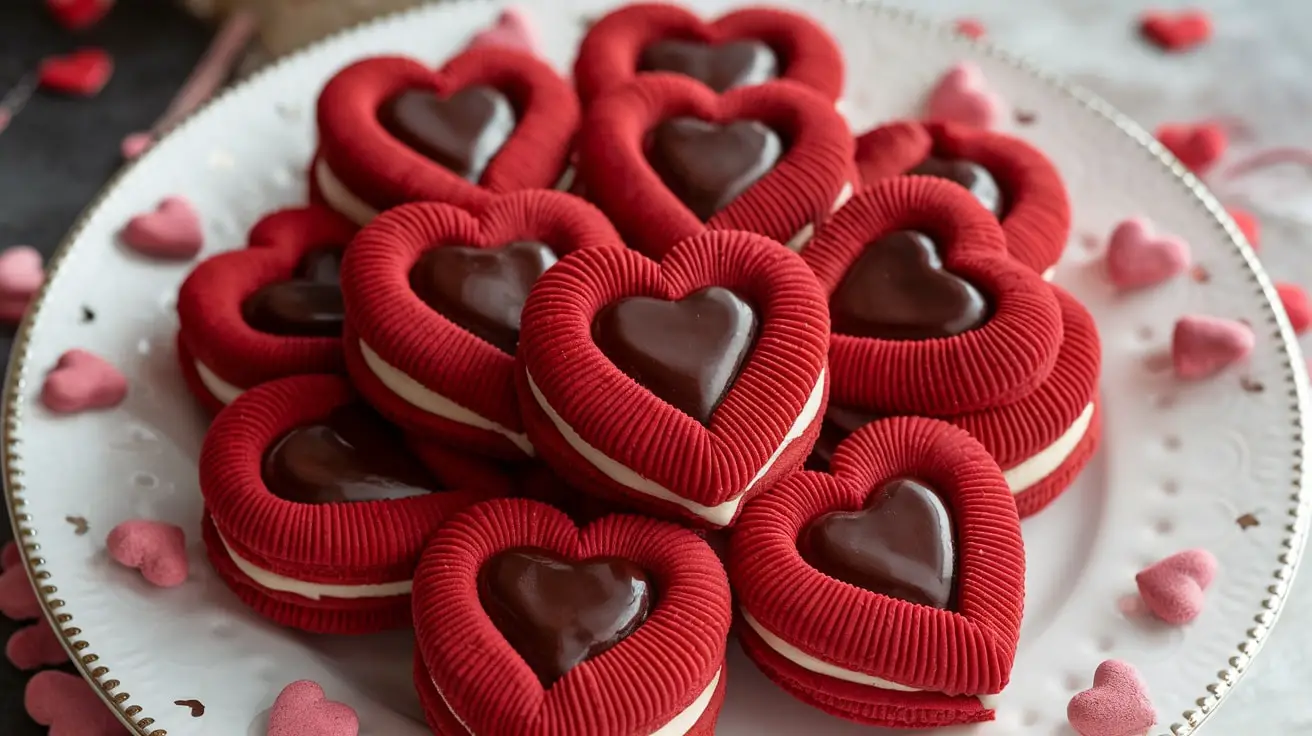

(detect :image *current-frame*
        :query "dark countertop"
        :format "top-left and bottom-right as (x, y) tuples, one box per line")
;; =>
(0, 1), (212, 732)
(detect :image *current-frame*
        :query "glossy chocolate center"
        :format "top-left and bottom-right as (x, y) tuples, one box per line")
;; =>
(378, 85), (516, 182)
(907, 157), (1005, 217)
(647, 117), (783, 221)
(479, 548), (651, 687)
(592, 286), (757, 425)
(241, 247), (346, 337)
(261, 404), (440, 503)
(805, 404), (881, 471)
(638, 39), (779, 93)
(830, 230), (989, 340)
(802, 478), (956, 608)
(408, 241), (558, 354)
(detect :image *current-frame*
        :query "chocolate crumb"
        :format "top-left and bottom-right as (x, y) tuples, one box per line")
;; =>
(80, 306), (95, 323)
(174, 699), (206, 717)
(1237, 513), (1260, 530)
(64, 516), (88, 536)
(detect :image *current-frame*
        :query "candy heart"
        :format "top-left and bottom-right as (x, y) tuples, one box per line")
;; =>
(1068, 660), (1156, 736)
(267, 680), (359, 736)
(25, 670), (127, 736)
(120, 197), (204, 259)
(38, 48), (114, 97)
(41, 349), (128, 414)
(45, 0), (114, 31)
(0, 245), (45, 323)
(953, 18), (986, 40)
(467, 8), (540, 55)
(1135, 548), (1217, 625)
(1172, 315), (1254, 380)
(106, 520), (188, 587)
(1105, 217), (1191, 290)
(1140, 10), (1213, 52)
(1155, 123), (1227, 174)
(0, 543), (40, 620)
(1277, 282), (1310, 335)
(7, 618), (68, 670)
(925, 62), (1004, 130)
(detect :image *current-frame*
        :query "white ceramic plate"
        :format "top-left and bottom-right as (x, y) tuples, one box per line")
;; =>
(3, 1), (1308, 734)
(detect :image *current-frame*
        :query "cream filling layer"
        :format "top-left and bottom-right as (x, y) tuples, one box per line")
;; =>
(194, 360), (244, 405)
(431, 668), (721, 736)
(785, 182), (855, 252)
(1004, 402), (1094, 493)
(1042, 266), (1057, 281)
(742, 610), (921, 691)
(526, 368), (826, 526)
(359, 340), (534, 456)
(217, 530), (411, 601)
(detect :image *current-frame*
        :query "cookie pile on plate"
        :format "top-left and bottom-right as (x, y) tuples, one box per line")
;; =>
(177, 3), (1101, 732)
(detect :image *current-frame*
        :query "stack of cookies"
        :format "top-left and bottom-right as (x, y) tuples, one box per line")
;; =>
(177, 3), (1102, 732)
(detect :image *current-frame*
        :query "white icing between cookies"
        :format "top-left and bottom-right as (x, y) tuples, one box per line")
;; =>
(217, 529), (412, 600)
(785, 182), (855, 252)
(1005, 401), (1094, 493)
(358, 340), (535, 456)
(194, 360), (244, 405)
(1042, 265), (1057, 281)
(741, 610), (922, 691)
(524, 368), (826, 527)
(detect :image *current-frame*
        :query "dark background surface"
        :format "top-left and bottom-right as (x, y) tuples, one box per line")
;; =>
(0, 1), (212, 731)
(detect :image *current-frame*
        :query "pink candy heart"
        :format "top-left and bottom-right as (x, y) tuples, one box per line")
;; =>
(925, 62), (1005, 129)
(120, 132), (154, 161)
(106, 520), (188, 588)
(1068, 660), (1156, 736)
(1172, 315), (1255, 380)
(119, 197), (203, 260)
(0, 246), (45, 323)
(1136, 548), (1217, 625)
(25, 670), (128, 736)
(1105, 217), (1191, 290)
(467, 8), (539, 55)
(267, 680), (359, 736)
(41, 349), (128, 414)
(0, 540), (40, 620)
(7, 618), (68, 670)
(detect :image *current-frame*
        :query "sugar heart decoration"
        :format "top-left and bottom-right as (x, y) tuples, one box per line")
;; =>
(467, 8), (539, 55)
(7, 618), (68, 670)
(1140, 10), (1213, 52)
(953, 18), (986, 40)
(1135, 548), (1217, 625)
(925, 62), (1005, 129)
(1156, 123), (1227, 174)
(0, 246), (45, 323)
(1172, 315), (1254, 380)
(120, 197), (204, 259)
(46, 0), (114, 31)
(38, 48), (114, 97)
(0, 541), (39, 620)
(1105, 217), (1191, 290)
(1068, 660), (1156, 736)
(25, 670), (128, 736)
(1276, 282), (1310, 335)
(41, 349), (128, 414)
(266, 680), (359, 736)
(1228, 207), (1260, 249)
(107, 520), (188, 587)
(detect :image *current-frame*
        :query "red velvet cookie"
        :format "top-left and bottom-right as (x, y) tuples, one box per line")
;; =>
(578, 74), (855, 258)
(730, 417), (1025, 728)
(855, 120), (1071, 277)
(340, 191), (623, 460)
(811, 286), (1102, 517)
(176, 206), (357, 411)
(804, 176), (1063, 416)
(575, 3), (843, 105)
(315, 48), (578, 226)
(200, 375), (511, 634)
(413, 498), (730, 736)
(517, 230), (829, 528)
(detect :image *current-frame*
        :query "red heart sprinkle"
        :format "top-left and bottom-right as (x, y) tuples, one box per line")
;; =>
(45, 0), (115, 31)
(38, 48), (114, 97)
(1155, 122), (1227, 174)
(953, 18), (986, 40)
(1140, 9), (1213, 52)
(1228, 207), (1260, 249)
(1277, 282), (1310, 335)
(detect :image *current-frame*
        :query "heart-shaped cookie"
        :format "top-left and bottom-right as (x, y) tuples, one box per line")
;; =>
(1171, 315), (1254, 380)
(1135, 548), (1217, 625)
(578, 74), (854, 258)
(120, 197), (204, 260)
(1067, 660), (1156, 736)
(316, 48), (577, 226)
(729, 416), (1025, 728)
(575, 3), (843, 104)
(1105, 217), (1191, 290)
(925, 63), (1005, 130)
(341, 191), (623, 459)
(854, 120), (1071, 277)
(177, 206), (357, 412)
(267, 681), (359, 736)
(41, 349), (128, 414)
(804, 176), (1063, 416)
(518, 230), (830, 527)
(200, 375), (513, 634)
(106, 520), (189, 588)
(413, 498), (731, 735)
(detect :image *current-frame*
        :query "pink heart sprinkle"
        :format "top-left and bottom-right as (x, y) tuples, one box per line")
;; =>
(1172, 315), (1255, 380)
(41, 349), (128, 414)
(25, 670), (128, 736)
(0, 246), (44, 324)
(1068, 660), (1156, 736)
(1105, 217), (1191, 290)
(925, 62), (1005, 129)
(267, 680), (359, 736)
(1135, 548), (1217, 625)
(120, 132), (154, 160)
(467, 8), (539, 55)
(0, 553), (39, 620)
(106, 520), (189, 588)
(7, 618), (68, 670)
(119, 196), (203, 260)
